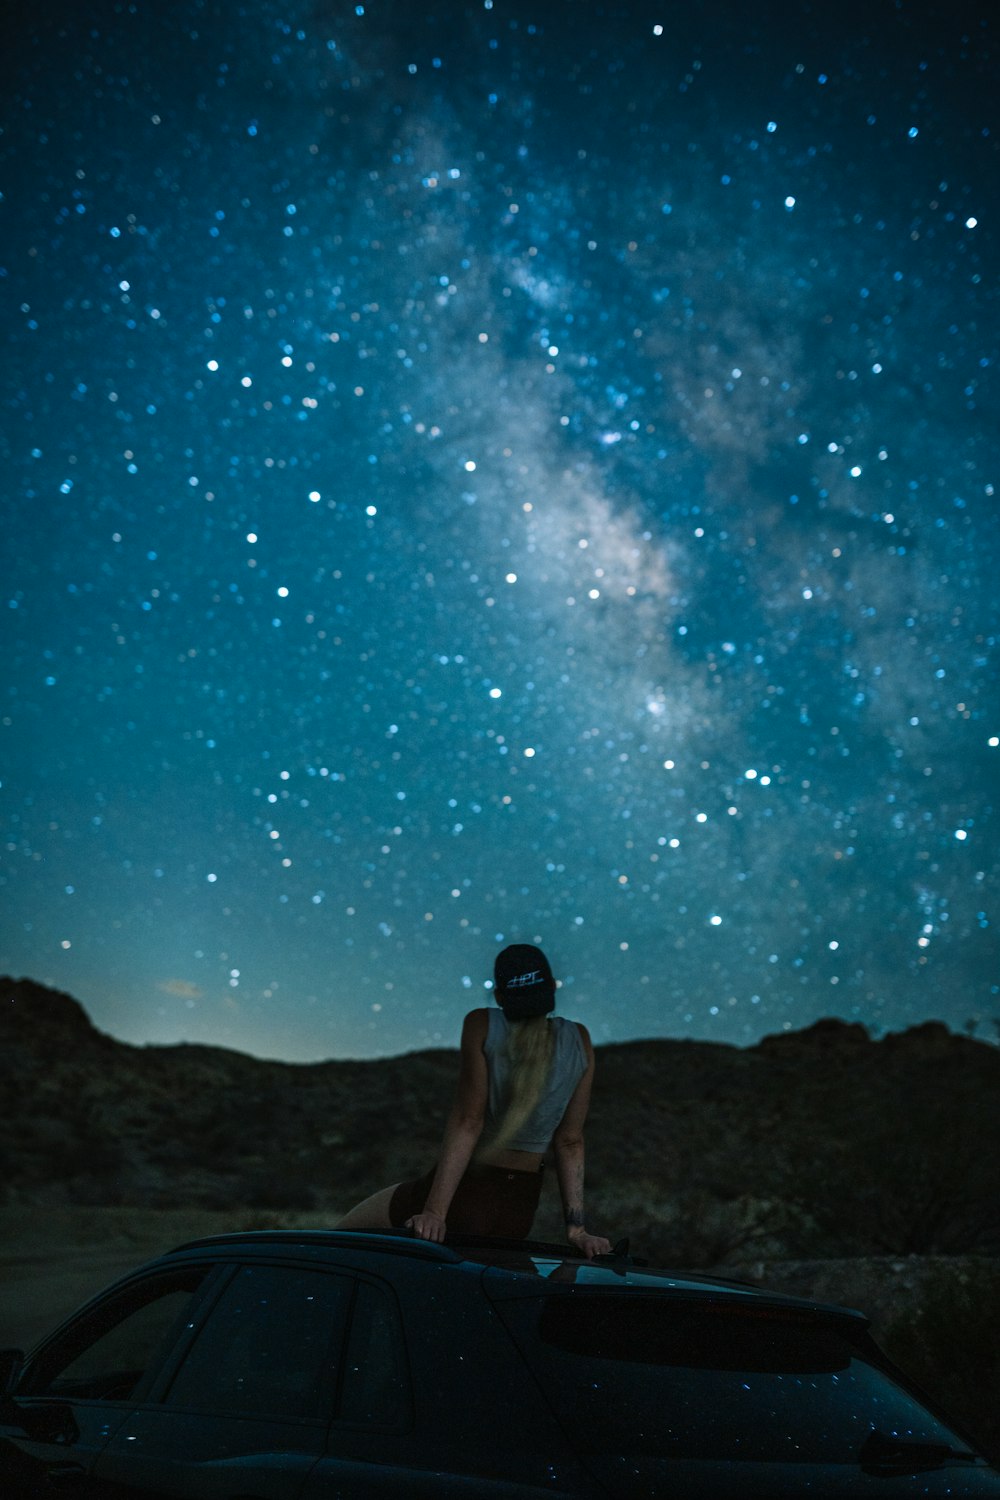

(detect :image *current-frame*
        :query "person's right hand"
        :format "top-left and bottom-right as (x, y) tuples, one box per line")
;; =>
(406, 1210), (447, 1242)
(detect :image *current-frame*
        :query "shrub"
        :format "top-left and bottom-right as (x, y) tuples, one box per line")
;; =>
(882, 1259), (1000, 1463)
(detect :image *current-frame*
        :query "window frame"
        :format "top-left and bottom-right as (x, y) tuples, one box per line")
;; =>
(330, 1271), (414, 1435)
(153, 1258), (355, 1427)
(18, 1262), (228, 1407)
(20, 1253), (416, 1437)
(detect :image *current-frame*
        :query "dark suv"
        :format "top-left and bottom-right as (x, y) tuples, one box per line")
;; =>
(2, 1229), (998, 1497)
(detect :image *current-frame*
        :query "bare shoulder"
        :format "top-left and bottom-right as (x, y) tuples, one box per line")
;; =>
(572, 1019), (595, 1060)
(462, 1008), (490, 1042)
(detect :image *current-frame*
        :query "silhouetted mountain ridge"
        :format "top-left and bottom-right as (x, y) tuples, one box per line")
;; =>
(3, 975), (998, 1263)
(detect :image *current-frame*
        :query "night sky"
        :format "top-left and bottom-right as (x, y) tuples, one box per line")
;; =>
(2, 0), (997, 1061)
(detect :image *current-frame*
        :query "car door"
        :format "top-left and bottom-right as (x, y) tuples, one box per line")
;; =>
(303, 1268), (587, 1498)
(298, 1272), (428, 1498)
(1, 1264), (220, 1499)
(92, 1260), (353, 1499)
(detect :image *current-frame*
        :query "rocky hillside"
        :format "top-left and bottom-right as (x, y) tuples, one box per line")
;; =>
(3, 976), (999, 1264)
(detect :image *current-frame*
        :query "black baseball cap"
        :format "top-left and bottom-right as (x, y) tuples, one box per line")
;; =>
(493, 944), (556, 1020)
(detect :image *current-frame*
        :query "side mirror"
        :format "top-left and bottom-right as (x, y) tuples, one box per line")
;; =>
(0, 1349), (78, 1444)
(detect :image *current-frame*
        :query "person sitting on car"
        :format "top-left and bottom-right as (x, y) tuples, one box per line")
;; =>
(337, 944), (612, 1260)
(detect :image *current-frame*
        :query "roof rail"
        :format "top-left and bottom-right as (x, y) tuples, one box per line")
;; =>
(169, 1228), (461, 1262)
(445, 1233), (647, 1266)
(444, 1233), (581, 1258)
(168, 1227), (649, 1269)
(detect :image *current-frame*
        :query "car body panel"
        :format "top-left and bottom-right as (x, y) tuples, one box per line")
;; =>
(96, 1414), (324, 1500)
(2, 1398), (126, 1496)
(2, 1230), (998, 1500)
(581, 1454), (1000, 1499)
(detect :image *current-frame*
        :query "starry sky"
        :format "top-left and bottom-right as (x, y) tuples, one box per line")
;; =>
(2, 0), (997, 1061)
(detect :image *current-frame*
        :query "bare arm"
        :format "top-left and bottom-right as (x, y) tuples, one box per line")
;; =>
(552, 1024), (611, 1260)
(407, 1009), (489, 1242)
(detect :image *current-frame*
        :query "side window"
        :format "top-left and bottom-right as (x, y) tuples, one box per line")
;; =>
(339, 1279), (410, 1428)
(163, 1266), (349, 1421)
(22, 1270), (211, 1403)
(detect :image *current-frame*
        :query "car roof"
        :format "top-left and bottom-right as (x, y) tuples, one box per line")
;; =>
(163, 1229), (868, 1327)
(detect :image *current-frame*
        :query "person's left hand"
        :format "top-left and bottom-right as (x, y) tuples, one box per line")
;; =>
(567, 1225), (612, 1260)
(406, 1210), (447, 1242)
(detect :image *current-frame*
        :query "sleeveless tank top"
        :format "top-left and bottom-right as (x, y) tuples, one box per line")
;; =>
(484, 1010), (588, 1153)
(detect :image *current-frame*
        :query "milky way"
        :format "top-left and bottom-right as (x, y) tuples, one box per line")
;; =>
(2, 0), (997, 1059)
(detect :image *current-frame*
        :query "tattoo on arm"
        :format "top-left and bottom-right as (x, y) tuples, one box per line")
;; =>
(565, 1209), (584, 1228)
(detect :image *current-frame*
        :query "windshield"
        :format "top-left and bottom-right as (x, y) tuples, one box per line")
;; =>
(497, 1295), (969, 1465)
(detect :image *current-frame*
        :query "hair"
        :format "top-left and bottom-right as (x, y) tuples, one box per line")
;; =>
(490, 1012), (555, 1152)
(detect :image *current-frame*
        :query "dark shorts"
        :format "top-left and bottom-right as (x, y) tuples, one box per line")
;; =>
(388, 1162), (543, 1239)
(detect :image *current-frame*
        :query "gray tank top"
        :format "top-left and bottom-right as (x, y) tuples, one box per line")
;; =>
(484, 1010), (588, 1153)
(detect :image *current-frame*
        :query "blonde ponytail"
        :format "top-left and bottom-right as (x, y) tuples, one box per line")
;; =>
(489, 1014), (555, 1153)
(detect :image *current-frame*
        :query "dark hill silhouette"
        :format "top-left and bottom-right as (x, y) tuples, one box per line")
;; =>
(6, 977), (1000, 1465)
(3, 975), (999, 1262)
